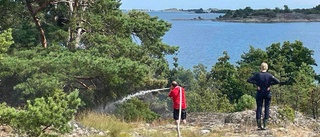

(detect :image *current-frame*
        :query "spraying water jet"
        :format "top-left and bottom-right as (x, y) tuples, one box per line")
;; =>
(94, 88), (170, 113)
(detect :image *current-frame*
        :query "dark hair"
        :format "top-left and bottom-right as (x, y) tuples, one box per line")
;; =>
(171, 81), (178, 87)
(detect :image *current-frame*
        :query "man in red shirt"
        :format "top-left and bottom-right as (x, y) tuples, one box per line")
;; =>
(168, 81), (187, 125)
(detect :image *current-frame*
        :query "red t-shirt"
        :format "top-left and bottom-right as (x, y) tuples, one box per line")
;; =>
(168, 86), (187, 109)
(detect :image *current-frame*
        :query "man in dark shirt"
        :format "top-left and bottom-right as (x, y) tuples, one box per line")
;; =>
(247, 62), (280, 130)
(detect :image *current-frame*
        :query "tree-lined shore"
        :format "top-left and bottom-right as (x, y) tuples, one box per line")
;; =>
(167, 5), (320, 22)
(216, 5), (320, 22)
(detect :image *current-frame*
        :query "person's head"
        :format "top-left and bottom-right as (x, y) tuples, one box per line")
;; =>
(260, 62), (268, 72)
(171, 81), (179, 87)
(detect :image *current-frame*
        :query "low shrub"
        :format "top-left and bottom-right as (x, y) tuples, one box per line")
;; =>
(0, 90), (81, 136)
(235, 94), (255, 112)
(115, 98), (160, 122)
(278, 105), (295, 122)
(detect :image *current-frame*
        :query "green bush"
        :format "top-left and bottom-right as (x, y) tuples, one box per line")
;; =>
(115, 98), (160, 122)
(0, 89), (81, 136)
(217, 94), (235, 112)
(235, 94), (255, 111)
(0, 28), (14, 53)
(187, 90), (219, 112)
(0, 103), (18, 124)
(187, 90), (234, 113)
(278, 105), (295, 122)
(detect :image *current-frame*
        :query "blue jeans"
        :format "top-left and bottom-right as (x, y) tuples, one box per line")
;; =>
(256, 91), (271, 120)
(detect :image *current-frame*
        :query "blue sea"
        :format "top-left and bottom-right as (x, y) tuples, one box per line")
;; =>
(148, 12), (320, 74)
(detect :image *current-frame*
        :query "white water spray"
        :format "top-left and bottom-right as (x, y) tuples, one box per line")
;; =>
(95, 88), (170, 113)
(115, 88), (169, 104)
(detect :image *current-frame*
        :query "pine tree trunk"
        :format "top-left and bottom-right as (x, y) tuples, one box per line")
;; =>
(25, 1), (48, 48)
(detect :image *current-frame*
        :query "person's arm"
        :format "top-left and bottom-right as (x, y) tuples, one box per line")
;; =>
(168, 90), (173, 98)
(247, 74), (257, 84)
(270, 75), (280, 85)
(168, 85), (174, 98)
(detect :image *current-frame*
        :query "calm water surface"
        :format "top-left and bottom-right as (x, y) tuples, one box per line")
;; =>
(148, 12), (320, 73)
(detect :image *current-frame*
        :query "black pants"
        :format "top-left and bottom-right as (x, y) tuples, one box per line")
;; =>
(256, 91), (271, 120)
(173, 109), (187, 120)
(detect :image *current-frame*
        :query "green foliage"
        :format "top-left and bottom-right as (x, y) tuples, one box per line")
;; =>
(187, 90), (219, 112)
(237, 40), (317, 116)
(167, 42), (313, 114)
(282, 5), (290, 13)
(0, 45), (153, 107)
(235, 94), (255, 111)
(186, 64), (234, 112)
(237, 47), (269, 97)
(238, 40), (316, 86)
(187, 90), (234, 113)
(0, 0), (27, 31)
(0, 28), (14, 58)
(192, 64), (210, 89)
(216, 94), (235, 112)
(220, 5), (320, 19)
(238, 46), (268, 67)
(211, 51), (243, 102)
(169, 67), (196, 89)
(0, 0), (178, 111)
(1, 0), (319, 122)
(290, 63), (315, 111)
(235, 66), (256, 97)
(280, 41), (316, 84)
(278, 105), (295, 122)
(222, 7), (277, 18)
(0, 103), (17, 124)
(14, 73), (64, 99)
(309, 86), (320, 119)
(0, 90), (81, 136)
(12, 22), (39, 48)
(115, 98), (160, 122)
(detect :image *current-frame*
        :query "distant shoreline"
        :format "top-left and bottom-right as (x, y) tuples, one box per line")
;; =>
(171, 18), (320, 23)
(127, 9), (320, 23)
(214, 19), (320, 23)
(216, 13), (320, 23)
(171, 13), (320, 23)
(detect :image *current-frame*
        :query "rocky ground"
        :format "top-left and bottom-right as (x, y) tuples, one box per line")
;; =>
(1, 106), (320, 136)
(132, 106), (320, 137)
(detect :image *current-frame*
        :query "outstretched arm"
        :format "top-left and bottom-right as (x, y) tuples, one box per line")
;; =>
(270, 76), (280, 85)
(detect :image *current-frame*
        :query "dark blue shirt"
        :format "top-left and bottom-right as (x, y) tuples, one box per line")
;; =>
(247, 72), (280, 92)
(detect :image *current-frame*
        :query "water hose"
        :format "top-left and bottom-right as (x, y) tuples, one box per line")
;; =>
(177, 86), (182, 137)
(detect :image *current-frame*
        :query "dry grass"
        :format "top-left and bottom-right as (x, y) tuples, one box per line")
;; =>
(76, 110), (134, 137)
(135, 126), (205, 137)
(75, 111), (208, 137)
(272, 126), (315, 137)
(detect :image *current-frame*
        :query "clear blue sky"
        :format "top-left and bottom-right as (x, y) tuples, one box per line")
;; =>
(120, 0), (320, 10)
